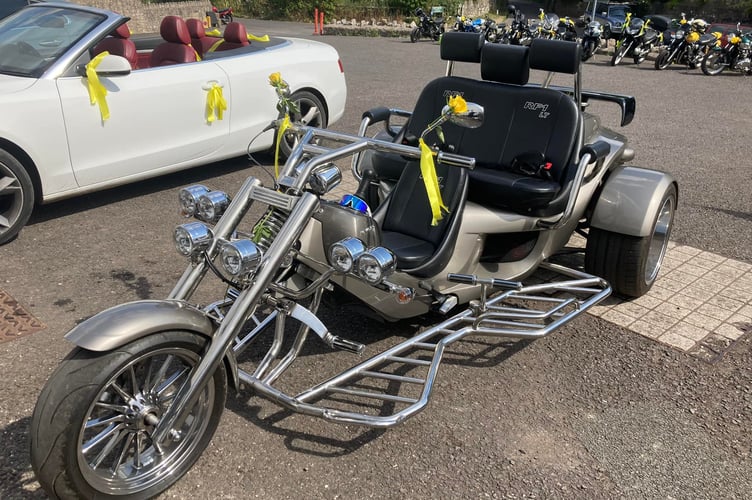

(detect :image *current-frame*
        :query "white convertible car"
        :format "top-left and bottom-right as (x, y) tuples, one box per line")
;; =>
(0, 2), (347, 244)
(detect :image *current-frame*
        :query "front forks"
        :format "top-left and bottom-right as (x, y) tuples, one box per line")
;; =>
(151, 191), (321, 450)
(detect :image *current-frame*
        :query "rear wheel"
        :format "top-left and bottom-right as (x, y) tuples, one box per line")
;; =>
(279, 91), (328, 159)
(30, 331), (227, 499)
(654, 49), (671, 70)
(585, 183), (677, 298)
(0, 148), (34, 245)
(701, 51), (726, 75)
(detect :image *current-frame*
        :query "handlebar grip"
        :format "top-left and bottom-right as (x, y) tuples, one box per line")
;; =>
(436, 151), (476, 169)
(361, 106), (392, 124)
(491, 278), (523, 290)
(447, 273), (476, 284)
(580, 140), (611, 162)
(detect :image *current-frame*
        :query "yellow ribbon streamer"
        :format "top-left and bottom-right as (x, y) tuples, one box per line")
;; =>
(418, 138), (448, 225)
(248, 33), (270, 42)
(208, 39), (224, 53)
(205, 83), (227, 123)
(206, 28), (222, 37)
(274, 114), (291, 179)
(85, 51), (110, 122)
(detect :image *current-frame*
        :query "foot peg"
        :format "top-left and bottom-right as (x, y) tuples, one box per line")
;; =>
(324, 332), (365, 355)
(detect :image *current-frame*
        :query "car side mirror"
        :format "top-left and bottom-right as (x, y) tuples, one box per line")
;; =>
(78, 54), (132, 77)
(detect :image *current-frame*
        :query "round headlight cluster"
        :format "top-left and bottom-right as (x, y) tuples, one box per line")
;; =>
(174, 222), (212, 256)
(179, 185), (210, 217)
(328, 238), (395, 285)
(220, 240), (262, 277)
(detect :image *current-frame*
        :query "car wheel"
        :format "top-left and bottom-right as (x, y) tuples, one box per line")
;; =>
(585, 183), (677, 298)
(278, 91), (328, 159)
(603, 25), (612, 40)
(702, 51), (726, 76)
(0, 148), (34, 245)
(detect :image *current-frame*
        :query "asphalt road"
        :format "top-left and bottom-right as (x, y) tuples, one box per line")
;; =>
(0, 21), (751, 499)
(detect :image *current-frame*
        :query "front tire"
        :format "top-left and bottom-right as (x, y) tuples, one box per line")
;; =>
(701, 51), (726, 75)
(610, 41), (629, 66)
(410, 27), (420, 42)
(30, 331), (227, 499)
(278, 91), (328, 159)
(585, 183), (677, 298)
(654, 49), (671, 70)
(0, 148), (35, 245)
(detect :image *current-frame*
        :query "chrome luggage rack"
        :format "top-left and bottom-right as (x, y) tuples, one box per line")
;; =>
(236, 262), (610, 428)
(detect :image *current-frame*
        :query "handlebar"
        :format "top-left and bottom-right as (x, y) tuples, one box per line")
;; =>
(447, 273), (523, 290)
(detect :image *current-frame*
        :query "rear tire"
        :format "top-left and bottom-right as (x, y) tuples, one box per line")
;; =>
(30, 331), (227, 499)
(0, 148), (34, 245)
(585, 183), (677, 298)
(278, 91), (328, 159)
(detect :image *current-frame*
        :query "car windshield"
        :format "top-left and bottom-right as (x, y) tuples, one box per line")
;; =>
(608, 6), (630, 19)
(0, 6), (104, 78)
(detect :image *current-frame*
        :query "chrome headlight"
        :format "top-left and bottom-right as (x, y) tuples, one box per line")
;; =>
(309, 163), (342, 195)
(179, 185), (210, 217)
(357, 247), (395, 285)
(329, 237), (366, 273)
(197, 191), (230, 223)
(174, 222), (212, 256)
(220, 239), (262, 276)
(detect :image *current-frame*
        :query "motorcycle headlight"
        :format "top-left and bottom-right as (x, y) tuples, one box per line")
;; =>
(676, 29), (685, 38)
(329, 237), (366, 273)
(179, 185), (210, 217)
(197, 191), (230, 224)
(357, 247), (395, 285)
(174, 222), (212, 256)
(220, 239), (262, 277)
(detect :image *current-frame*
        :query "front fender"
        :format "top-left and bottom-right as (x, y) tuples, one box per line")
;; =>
(590, 166), (678, 237)
(65, 300), (240, 391)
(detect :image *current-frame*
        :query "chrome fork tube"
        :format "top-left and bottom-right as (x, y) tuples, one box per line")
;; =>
(169, 176), (263, 301)
(152, 192), (321, 447)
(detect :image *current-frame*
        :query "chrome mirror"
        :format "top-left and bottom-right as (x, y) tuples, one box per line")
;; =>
(443, 102), (484, 129)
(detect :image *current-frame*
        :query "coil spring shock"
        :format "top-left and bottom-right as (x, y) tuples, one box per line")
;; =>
(251, 206), (290, 252)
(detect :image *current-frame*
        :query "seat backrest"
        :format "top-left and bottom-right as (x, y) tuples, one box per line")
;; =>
(150, 16), (198, 67)
(213, 22), (249, 51)
(400, 40), (580, 184)
(93, 23), (137, 69)
(186, 18), (219, 57)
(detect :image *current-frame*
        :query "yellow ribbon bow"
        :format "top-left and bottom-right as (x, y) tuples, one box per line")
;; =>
(248, 33), (270, 42)
(205, 28), (222, 37)
(85, 51), (110, 122)
(418, 138), (448, 225)
(205, 83), (227, 123)
(274, 114), (291, 178)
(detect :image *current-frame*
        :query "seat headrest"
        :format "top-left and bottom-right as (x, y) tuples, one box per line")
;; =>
(440, 31), (484, 63)
(160, 16), (191, 45)
(186, 18), (206, 39)
(529, 38), (581, 74)
(223, 22), (248, 44)
(481, 43), (529, 85)
(114, 23), (131, 39)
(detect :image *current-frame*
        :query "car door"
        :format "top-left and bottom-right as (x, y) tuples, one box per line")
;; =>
(56, 60), (230, 187)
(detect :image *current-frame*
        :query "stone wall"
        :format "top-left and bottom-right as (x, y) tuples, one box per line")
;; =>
(459, 0), (496, 18)
(65, 0), (212, 33)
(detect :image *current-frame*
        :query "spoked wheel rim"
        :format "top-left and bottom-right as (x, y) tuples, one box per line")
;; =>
(283, 94), (325, 153)
(645, 195), (675, 284)
(0, 161), (26, 239)
(77, 347), (214, 495)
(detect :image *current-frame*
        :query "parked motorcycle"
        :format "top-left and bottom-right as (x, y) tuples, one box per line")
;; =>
(555, 16), (578, 42)
(701, 25), (752, 75)
(212, 5), (233, 25)
(655, 15), (715, 69)
(411, 7), (444, 43)
(481, 17), (502, 42)
(581, 19), (603, 61)
(611, 13), (662, 66)
(30, 35), (677, 499)
(505, 5), (534, 45)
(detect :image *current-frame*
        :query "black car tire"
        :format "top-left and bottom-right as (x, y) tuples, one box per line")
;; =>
(0, 148), (34, 245)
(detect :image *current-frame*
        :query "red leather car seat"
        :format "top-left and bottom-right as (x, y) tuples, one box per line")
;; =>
(213, 22), (250, 51)
(150, 16), (198, 66)
(93, 23), (137, 69)
(186, 18), (220, 58)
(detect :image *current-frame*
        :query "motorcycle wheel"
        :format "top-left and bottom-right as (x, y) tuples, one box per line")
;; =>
(279, 91), (328, 159)
(30, 331), (227, 499)
(702, 52), (726, 75)
(581, 40), (593, 61)
(410, 27), (420, 42)
(585, 183), (676, 298)
(0, 148), (34, 245)
(654, 49), (671, 70)
(610, 42), (629, 66)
